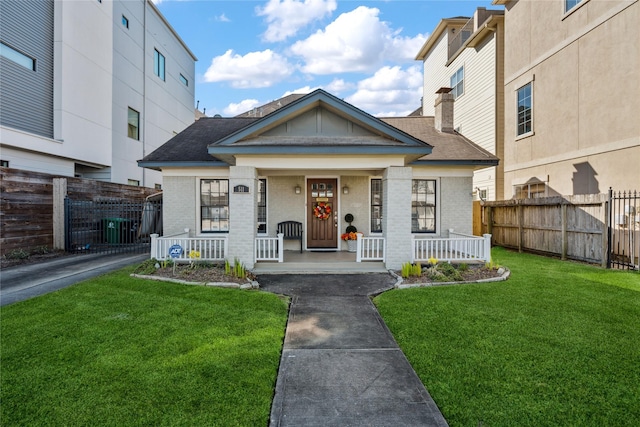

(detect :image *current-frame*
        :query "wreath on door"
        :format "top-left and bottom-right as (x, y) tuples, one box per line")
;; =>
(313, 202), (332, 220)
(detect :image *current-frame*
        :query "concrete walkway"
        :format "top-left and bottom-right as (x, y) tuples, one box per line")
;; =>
(259, 274), (449, 427)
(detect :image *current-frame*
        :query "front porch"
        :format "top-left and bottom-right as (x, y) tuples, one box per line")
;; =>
(253, 250), (388, 274)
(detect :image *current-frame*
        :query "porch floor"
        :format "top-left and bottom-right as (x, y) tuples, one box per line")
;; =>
(253, 250), (387, 274)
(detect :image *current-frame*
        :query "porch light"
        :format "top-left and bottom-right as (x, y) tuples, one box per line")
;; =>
(295, 185), (301, 194)
(343, 186), (349, 194)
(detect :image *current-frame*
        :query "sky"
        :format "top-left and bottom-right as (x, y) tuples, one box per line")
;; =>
(153, 0), (497, 117)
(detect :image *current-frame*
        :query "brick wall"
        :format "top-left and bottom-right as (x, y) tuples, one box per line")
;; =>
(440, 176), (473, 235)
(163, 176), (196, 235)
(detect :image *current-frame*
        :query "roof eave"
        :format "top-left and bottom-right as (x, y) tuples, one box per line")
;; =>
(208, 145), (433, 156)
(410, 159), (499, 167)
(415, 17), (469, 60)
(137, 160), (230, 170)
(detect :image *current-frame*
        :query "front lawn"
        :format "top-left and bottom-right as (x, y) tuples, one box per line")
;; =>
(1, 268), (289, 426)
(375, 247), (640, 426)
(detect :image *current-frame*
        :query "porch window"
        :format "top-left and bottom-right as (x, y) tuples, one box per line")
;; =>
(257, 178), (267, 234)
(371, 179), (382, 232)
(412, 179), (436, 233)
(201, 179), (229, 232)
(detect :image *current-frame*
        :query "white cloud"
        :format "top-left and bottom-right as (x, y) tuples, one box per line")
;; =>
(203, 49), (294, 88)
(345, 66), (423, 117)
(289, 6), (427, 75)
(223, 99), (261, 116)
(282, 86), (318, 97)
(257, 0), (337, 42)
(214, 13), (230, 22)
(324, 78), (354, 94)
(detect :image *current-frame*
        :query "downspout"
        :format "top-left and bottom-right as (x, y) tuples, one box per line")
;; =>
(142, 0), (147, 187)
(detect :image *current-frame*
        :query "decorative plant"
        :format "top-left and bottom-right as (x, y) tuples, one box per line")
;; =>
(401, 262), (422, 278)
(341, 232), (358, 241)
(188, 250), (201, 268)
(344, 213), (357, 233)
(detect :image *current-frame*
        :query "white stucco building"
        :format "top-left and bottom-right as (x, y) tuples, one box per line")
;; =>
(0, 0), (196, 188)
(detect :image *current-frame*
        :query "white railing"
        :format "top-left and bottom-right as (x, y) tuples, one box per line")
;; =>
(150, 233), (228, 262)
(412, 230), (491, 263)
(256, 233), (283, 262)
(357, 235), (386, 262)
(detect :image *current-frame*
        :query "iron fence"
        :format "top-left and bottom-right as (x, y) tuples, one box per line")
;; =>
(65, 198), (162, 255)
(608, 189), (639, 271)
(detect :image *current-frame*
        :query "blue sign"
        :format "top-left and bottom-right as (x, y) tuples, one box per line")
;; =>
(168, 244), (183, 258)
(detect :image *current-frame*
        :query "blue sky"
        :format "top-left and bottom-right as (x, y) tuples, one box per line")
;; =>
(153, 0), (497, 117)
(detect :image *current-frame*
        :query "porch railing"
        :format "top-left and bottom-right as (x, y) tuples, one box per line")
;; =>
(412, 230), (491, 263)
(357, 235), (386, 262)
(256, 233), (283, 262)
(150, 232), (228, 262)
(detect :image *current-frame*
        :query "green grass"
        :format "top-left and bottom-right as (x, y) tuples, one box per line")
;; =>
(1, 267), (289, 426)
(375, 247), (640, 427)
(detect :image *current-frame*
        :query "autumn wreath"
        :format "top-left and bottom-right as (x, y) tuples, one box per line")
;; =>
(313, 202), (332, 220)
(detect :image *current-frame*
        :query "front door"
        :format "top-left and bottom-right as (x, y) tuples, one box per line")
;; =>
(307, 179), (338, 248)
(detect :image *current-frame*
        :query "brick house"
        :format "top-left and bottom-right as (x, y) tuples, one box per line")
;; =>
(138, 89), (498, 270)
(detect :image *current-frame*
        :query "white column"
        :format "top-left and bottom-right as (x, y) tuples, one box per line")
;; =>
(228, 166), (258, 269)
(382, 166), (413, 270)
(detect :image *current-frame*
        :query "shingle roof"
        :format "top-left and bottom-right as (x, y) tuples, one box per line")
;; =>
(381, 116), (498, 164)
(235, 94), (306, 117)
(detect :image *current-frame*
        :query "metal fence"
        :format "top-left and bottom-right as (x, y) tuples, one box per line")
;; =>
(608, 189), (639, 270)
(65, 198), (162, 255)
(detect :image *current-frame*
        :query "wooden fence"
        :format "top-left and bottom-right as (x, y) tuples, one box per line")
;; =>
(0, 167), (158, 256)
(480, 194), (608, 266)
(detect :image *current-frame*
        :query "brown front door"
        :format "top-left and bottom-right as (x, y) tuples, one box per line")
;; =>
(307, 179), (338, 248)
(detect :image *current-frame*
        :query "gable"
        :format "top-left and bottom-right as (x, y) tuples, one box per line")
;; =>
(262, 107), (376, 138)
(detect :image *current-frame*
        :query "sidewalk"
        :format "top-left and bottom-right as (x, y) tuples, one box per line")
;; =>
(259, 273), (449, 427)
(0, 252), (148, 306)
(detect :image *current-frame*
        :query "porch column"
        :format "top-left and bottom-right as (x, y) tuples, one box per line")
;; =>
(228, 166), (258, 269)
(382, 166), (413, 270)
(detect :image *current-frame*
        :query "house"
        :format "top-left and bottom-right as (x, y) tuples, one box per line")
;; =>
(0, 0), (196, 188)
(492, 0), (639, 198)
(415, 7), (505, 201)
(138, 89), (498, 270)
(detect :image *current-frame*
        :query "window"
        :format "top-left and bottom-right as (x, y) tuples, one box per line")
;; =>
(513, 182), (547, 199)
(478, 189), (487, 201)
(153, 49), (165, 81)
(450, 66), (464, 99)
(127, 107), (140, 140)
(154, 183), (162, 190)
(0, 42), (35, 71)
(122, 15), (129, 29)
(517, 82), (533, 136)
(371, 179), (382, 233)
(179, 73), (188, 86)
(565, 0), (582, 13)
(1, 160), (9, 167)
(201, 179), (229, 232)
(411, 180), (436, 233)
(257, 179), (267, 234)
(128, 179), (140, 186)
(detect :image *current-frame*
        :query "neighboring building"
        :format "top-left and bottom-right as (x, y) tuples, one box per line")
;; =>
(138, 89), (498, 270)
(0, 0), (196, 188)
(416, 8), (505, 201)
(493, 0), (639, 198)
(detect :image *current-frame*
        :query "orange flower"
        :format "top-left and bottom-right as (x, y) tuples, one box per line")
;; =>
(341, 232), (358, 241)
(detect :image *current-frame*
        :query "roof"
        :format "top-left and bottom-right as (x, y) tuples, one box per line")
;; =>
(415, 17), (469, 60)
(138, 90), (498, 170)
(381, 116), (499, 166)
(235, 94), (306, 117)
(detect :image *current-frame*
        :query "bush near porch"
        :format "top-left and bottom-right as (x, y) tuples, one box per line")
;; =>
(0, 268), (288, 426)
(375, 247), (640, 426)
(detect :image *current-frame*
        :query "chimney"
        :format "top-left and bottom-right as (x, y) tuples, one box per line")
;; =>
(434, 87), (454, 133)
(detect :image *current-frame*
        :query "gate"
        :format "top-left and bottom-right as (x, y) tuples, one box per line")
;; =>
(608, 189), (639, 270)
(65, 197), (162, 255)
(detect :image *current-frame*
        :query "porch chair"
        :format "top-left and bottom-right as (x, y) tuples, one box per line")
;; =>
(277, 221), (303, 253)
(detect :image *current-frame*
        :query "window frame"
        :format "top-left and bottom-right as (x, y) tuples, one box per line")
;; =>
(200, 179), (229, 233)
(516, 82), (533, 138)
(179, 73), (188, 86)
(257, 178), (267, 234)
(370, 178), (383, 233)
(450, 65), (464, 99)
(127, 107), (140, 140)
(411, 179), (437, 234)
(122, 15), (129, 29)
(153, 49), (165, 81)
(565, 0), (582, 13)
